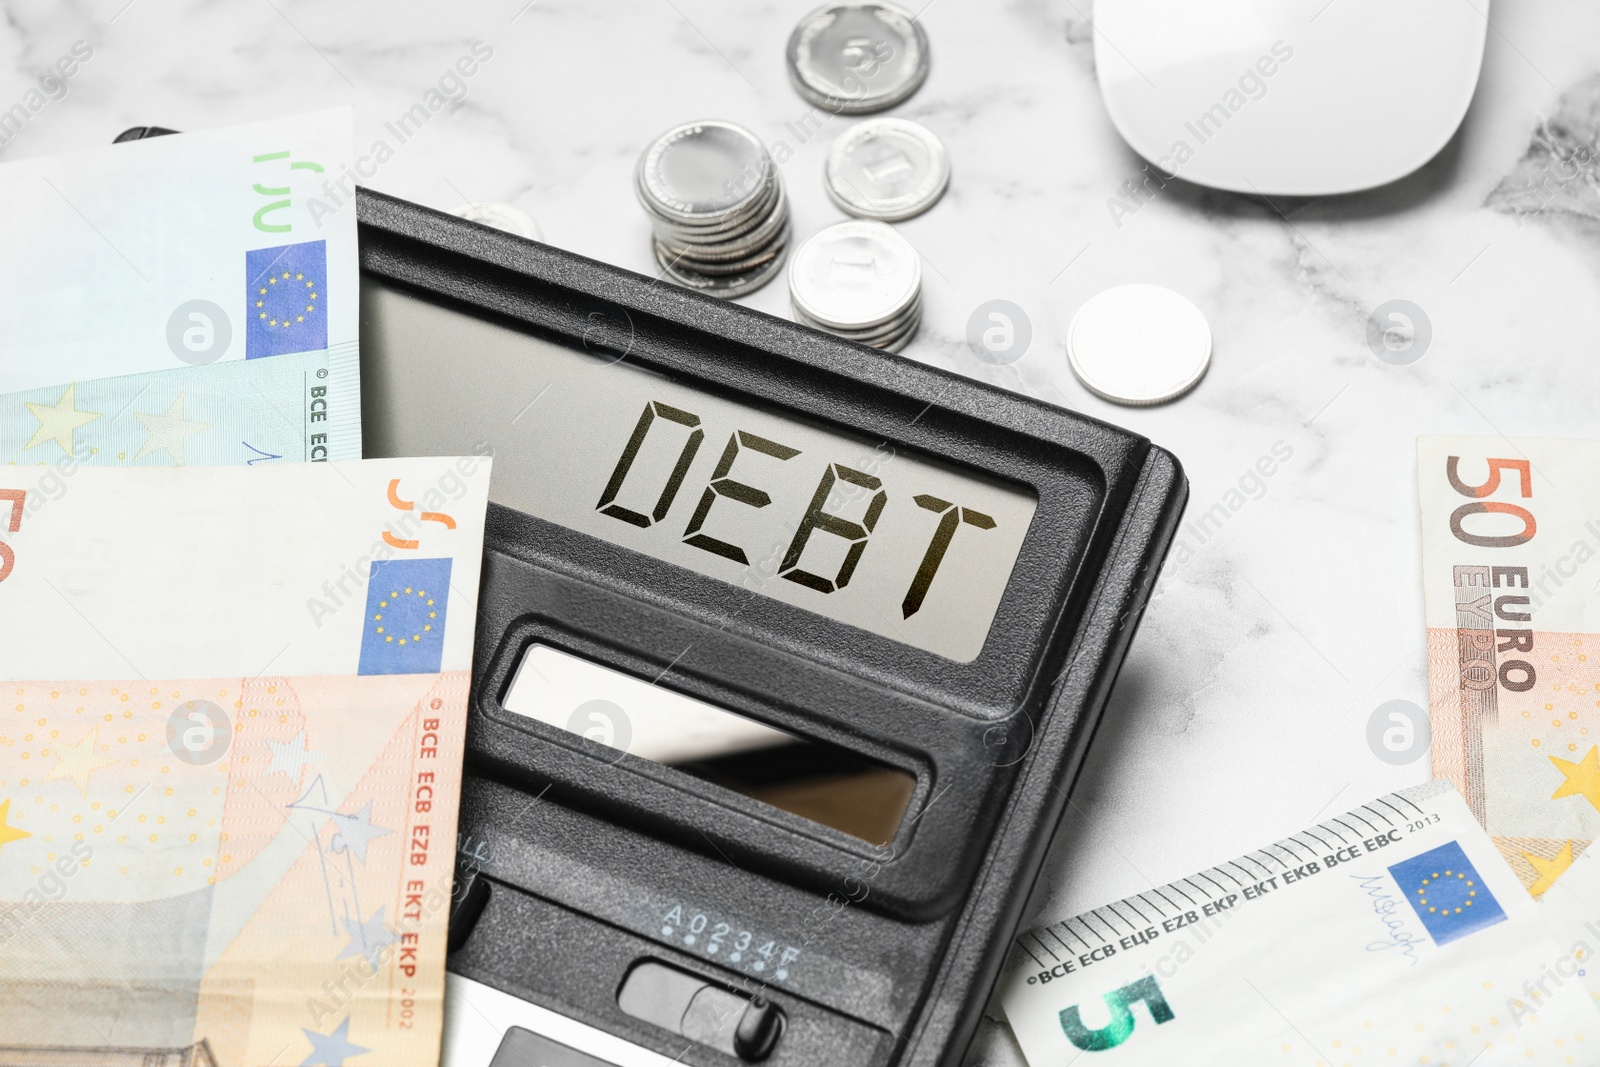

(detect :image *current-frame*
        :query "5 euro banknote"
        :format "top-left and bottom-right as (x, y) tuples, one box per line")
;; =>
(0, 456), (490, 1067)
(999, 782), (1597, 1067)
(0, 107), (360, 463)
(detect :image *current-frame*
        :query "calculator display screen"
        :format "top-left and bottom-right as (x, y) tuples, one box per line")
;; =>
(363, 281), (1036, 662)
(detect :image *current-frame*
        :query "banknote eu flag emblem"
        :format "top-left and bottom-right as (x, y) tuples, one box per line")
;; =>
(246, 240), (328, 359)
(358, 558), (452, 676)
(1388, 841), (1507, 946)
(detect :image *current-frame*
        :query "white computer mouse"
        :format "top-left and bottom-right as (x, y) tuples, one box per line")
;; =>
(1093, 0), (1489, 195)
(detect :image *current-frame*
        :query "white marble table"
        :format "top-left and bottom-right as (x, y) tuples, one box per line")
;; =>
(5, 0), (1598, 1062)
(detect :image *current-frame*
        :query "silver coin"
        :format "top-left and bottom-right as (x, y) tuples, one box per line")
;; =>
(637, 121), (773, 224)
(880, 313), (920, 352)
(638, 170), (777, 236)
(651, 186), (790, 256)
(827, 315), (918, 351)
(824, 302), (920, 348)
(788, 220), (921, 330)
(450, 202), (543, 241)
(847, 309), (920, 349)
(1066, 284), (1212, 405)
(647, 187), (775, 238)
(792, 293), (920, 341)
(654, 242), (790, 300)
(657, 233), (786, 272)
(792, 309), (912, 343)
(793, 302), (920, 350)
(787, 3), (930, 115)
(825, 118), (949, 221)
(655, 227), (790, 277)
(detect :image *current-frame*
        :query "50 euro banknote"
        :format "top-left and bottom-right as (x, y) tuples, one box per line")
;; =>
(1419, 437), (1600, 896)
(0, 456), (490, 1067)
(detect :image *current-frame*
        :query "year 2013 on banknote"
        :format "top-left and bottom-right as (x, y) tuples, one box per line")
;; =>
(999, 782), (1596, 1067)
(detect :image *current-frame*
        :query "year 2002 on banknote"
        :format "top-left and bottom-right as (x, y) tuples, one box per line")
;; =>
(0, 457), (490, 1067)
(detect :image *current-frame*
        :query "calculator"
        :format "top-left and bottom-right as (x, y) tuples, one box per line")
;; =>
(117, 124), (1188, 1067)
(359, 189), (1185, 1067)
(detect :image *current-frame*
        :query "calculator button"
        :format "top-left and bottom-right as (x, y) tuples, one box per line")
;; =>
(489, 1027), (622, 1067)
(617, 960), (785, 1061)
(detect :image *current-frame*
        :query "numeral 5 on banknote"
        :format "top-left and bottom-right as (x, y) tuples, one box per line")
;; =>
(0, 489), (24, 581)
(1443, 455), (1538, 693)
(1059, 976), (1175, 1051)
(1444, 455), (1535, 548)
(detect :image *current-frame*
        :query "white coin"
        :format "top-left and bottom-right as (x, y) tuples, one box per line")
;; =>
(788, 220), (921, 330)
(825, 118), (950, 222)
(451, 202), (543, 241)
(1067, 284), (1211, 405)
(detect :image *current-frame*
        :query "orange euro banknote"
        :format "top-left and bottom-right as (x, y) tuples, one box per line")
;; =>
(1419, 437), (1600, 896)
(0, 459), (491, 1066)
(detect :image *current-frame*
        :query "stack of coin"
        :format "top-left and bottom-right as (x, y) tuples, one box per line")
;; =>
(636, 121), (791, 299)
(789, 220), (922, 352)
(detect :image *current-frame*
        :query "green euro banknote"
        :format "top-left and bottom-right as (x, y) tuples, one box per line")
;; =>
(1000, 782), (1598, 1067)
(0, 107), (361, 459)
(0, 347), (354, 467)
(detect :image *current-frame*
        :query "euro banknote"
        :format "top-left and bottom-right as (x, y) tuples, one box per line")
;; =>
(0, 456), (490, 1066)
(0, 347), (351, 467)
(1419, 436), (1600, 895)
(999, 782), (1597, 1067)
(1536, 840), (1599, 1012)
(0, 107), (360, 461)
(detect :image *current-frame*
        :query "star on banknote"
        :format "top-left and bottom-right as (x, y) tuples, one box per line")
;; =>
(132, 393), (212, 464)
(329, 800), (394, 864)
(23, 382), (101, 455)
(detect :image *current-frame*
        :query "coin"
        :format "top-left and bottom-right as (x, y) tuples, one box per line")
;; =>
(792, 301), (921, 351)
(792, 293), (920, 342)
(450, 202), (543, 241)
(825, 118), (949, 221)
(651, 188), (790, 257)
(787, 2), (931, 115)
(838, 310), (920, 348)
(879, 315), (920, 352)
(788, 220), (921, 331)
(1066, 284), (1212, 405)
(638, 171), (776, 236)
(636, 121), (772, 224)
(654, 226), (789, 276)
(647, 187), (777, 242)
(655, 241), (790, 300)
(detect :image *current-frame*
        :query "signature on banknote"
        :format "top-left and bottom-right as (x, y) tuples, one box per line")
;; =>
(1350, 873), (1425, 965)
